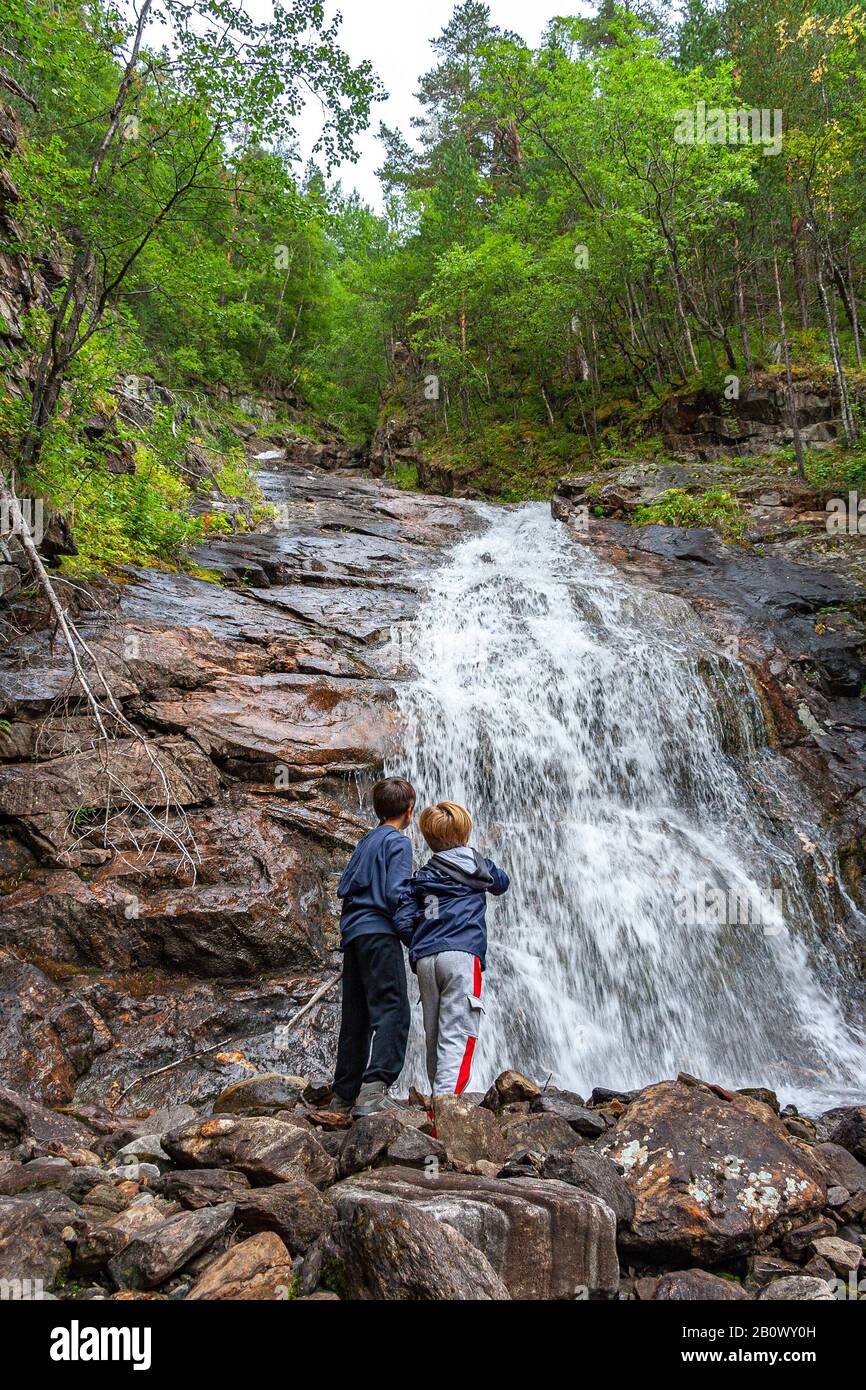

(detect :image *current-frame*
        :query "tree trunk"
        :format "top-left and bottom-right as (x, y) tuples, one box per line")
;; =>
(815, 254), (855, 447)
(773, 254), (806, 483)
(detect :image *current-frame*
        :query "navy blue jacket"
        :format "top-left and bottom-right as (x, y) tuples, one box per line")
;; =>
(337, 824), (414, 947)
(395, 848), (509, 971)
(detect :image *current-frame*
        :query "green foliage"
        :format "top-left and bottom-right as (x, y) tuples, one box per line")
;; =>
(633, 486), (748, 539)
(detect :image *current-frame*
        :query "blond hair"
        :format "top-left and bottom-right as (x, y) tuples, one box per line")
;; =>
(418, 800), (473, 852)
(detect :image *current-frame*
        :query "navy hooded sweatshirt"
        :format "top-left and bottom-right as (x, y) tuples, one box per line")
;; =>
(337, 824), (414, 947)
(395, 847), (509, 971)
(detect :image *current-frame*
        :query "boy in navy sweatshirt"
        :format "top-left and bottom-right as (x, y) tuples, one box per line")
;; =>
(331, 777), (416, 1117)
(396, 800), (509, 1097)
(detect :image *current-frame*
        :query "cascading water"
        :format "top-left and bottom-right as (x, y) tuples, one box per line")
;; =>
(392, 503), (866, 1109)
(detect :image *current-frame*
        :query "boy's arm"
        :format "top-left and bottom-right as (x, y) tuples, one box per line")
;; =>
(386, 837), (417, 947)
(484, 857), (510, 896)
(384, 835), (414, 912)
(393, 882), (421, 948)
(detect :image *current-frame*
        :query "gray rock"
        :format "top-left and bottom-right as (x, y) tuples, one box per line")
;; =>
(328, 1199), (511, 1301)
(108, 1202), (235, 1290)
(758, 1276), (836, 1301)
(104, 1162), (161, 1184)
(542, 1147), (635, 1226)
(385, 1127), (447, 1169)
(114, 1135), (168, 1165)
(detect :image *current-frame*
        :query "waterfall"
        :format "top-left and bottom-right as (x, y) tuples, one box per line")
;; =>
(393, 503), (866, 1109)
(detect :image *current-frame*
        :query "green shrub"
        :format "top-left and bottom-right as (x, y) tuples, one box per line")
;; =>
(632, 487), (747, 540)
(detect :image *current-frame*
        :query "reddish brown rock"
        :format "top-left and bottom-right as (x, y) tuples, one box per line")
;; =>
(235, 1178), (334, 1253)
(186, 1231), (293, 1300)
(602, 1080), (827, 1263)
(433, 1095), (508, 1168)
(163, 1115), (335, 1188)
(327, 1166), (618, 1300)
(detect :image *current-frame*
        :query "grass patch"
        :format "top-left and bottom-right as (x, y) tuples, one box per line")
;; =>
(632, 487), (748, 540)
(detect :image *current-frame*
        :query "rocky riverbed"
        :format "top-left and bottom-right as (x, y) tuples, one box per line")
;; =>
(1, 1069), (863, 1301)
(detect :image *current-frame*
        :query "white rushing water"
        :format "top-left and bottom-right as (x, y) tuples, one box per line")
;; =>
(393, 503), (866, 1109)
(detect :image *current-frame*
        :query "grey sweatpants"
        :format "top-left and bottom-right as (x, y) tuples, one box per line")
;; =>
(415, 950), (483, 1095)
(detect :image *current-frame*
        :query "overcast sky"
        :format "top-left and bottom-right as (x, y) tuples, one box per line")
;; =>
(287, 2), (589, 208)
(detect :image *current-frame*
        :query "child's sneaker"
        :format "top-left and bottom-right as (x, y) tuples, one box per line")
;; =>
(352, 1081), (399, 1117)
(326, 1093), (353, 1115)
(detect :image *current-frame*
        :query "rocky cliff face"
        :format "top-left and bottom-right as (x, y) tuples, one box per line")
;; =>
(553, 459), (866, 982)
(0, 462), (468, 1109)
(655, 374), (859, 460)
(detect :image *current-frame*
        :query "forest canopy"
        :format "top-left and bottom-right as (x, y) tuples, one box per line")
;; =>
(2, 0), (866, 529)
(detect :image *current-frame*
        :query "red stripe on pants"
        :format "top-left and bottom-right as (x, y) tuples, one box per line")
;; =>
(454, 1036), (476, 1095)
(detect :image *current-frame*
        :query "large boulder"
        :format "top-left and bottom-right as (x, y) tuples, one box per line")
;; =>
(163, 1115), (335, 1188)
(328, 1199), (510, 1301)
(0, 1195), (71, 1291)
(601, 1080), (827, 1263)
(235, 1179), (334, 1254)
(327, 1166), (618, 1300)
(186, 1232), (293, 1300)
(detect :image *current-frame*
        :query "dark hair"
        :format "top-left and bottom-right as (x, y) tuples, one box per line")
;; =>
(372, 777), (416, 822)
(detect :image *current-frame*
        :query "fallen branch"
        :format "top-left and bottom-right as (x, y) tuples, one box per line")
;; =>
(0, 467), (200, 878)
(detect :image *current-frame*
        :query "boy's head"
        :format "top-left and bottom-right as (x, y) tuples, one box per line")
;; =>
(418, 800), (472, 852)
(372, 776), (416, 828)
